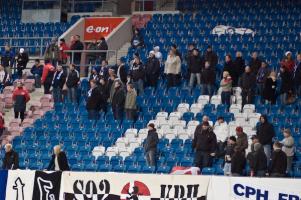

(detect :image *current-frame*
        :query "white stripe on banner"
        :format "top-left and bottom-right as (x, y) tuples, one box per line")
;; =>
(5, 170), (35, 200)
(207, 176), (301, 200)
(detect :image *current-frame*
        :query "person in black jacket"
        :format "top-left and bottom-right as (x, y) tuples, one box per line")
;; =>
(256, 115), (275, 165)
(249, 52), (261, 75)
(263, 71), (277, 104)
(201, 61), (215, 96)
(129, 54), (144, 95)
(86, 79), (101, 120)
(16, 48), (29, 79)
(30, 59), (43, 88)
(98, 37), (108, 62)
(239, 66), (256, 106)
(131, 28), (144, 49)
(192, 121), (217, 170)
(145, 51), (160, 87)
(144, 123), (159, 166)
(294, 54), (301, 97)
(70, 35), (84, 71)
(47, 145), (70, 171)
(98, 78), (109, 113)
(117, 57), (128, 85)
(112, 80), (125, 120)
(0, 64), (10, 88)
(89, 67), (100, 83)
(231, 146), (246, 176)
(52, 65), (66, 103)
(233, 51), (245, 80)
(204, 45), (218, 69)
(248, 143), (267, 177)
(280, 66), (294, 104)
(188, 49), (202, 87)
(2, 144), (19, 170)
(66, 64), (80, 104)
(269, 141), (287, 177)
(223, 54), (237, 86)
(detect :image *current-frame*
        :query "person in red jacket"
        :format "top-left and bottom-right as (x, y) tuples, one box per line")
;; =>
(12, 81), (30, 122)
(59, 38), (69, 65)
(41, 60), (55, 94)
(280, 51), (295, 73)
(0, 112), (5, 139)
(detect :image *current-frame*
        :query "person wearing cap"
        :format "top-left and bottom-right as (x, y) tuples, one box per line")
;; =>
(239, 66), (256, 106)
(256, 115), (275, 165)
(44, 38), (60, 67)
(269, 141), (287, 177)
(2, 144), (19, 170)
(129, 54), (145, 95)
(201, 61), (215, 96)
(214, 116), (229, 157)
(192, 121), (217, 170)
(256, 61), (270, 96)
(0, 64), (10, 89)
(248, 143), (267, 177)
(12, 81), (30, 122)
(280, 51), (295, 73)
(131, 28), (144, 49)
(59, 38), (69, 65)
(86, 79), (101, 120)
(145, 50), (160, 87)
(16, 48), (29, 78)
(188, 48), (202, 87)
(97, 37), (108, 62)
(41, 60), (56, 94)
(153, 46), (162, 62)
(66, 64), (80, 104)
(223, 136), (236, 175)
(30, 59), (43, 88)
(144, 123), (159, 166)
(231, 146), (247, 176)
(235, 126), (248, 152)
(279, 65), (294, 104)
(249, 52), (261, 75)
(281, 129), (295, 172)
(0, 45), (15, 75)
(47, 145), (70, 171)
(165, 49), (181, 88)
(52, 65), (66, 103)
(112, 80), (126, 120)
(204, 45), (218, 69)
(294, 53), (301, 97)
(89, 66), (100, 83)
(220, 71), (232, 105)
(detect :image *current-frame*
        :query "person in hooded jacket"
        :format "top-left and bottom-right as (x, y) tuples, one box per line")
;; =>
(52, 65), (66, 103)
(16, 48), (29, 79)
(41, 60), (55, 94)
(131, 29), (144, 49)
(98, 37), (108, 61)
(204, 45), (218, 69)
(233, 51), (245, 80)
(12, 81), (30, 122)
(112, 80), (126, 120)
(223, 54), (237, 86)
(279, 66), (294, 104)
(129, 54), (145, 95)
(66, 64), (80, 104)
(86, 79), (101, 120)
(188, 49), (203, 87)
(239, 66), (256, 106)
(201, 61), (215, 96)
(144, 123), (159, 166)
(145, 51), (160, 87)
(256, 115), (275, 165)
(117, 57), (128, 85)
(280, 51), (295, 73)
(249, 52), (261, 75)
(294, 53), (301, 97)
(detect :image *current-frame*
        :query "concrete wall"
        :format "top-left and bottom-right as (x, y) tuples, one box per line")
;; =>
(22, 9), (61, 23)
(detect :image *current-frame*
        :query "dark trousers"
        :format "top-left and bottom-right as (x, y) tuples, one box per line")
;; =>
(88, 110), (100, 120)
(125, 109), (136, 121)
(146, 75), (158, 88)
(15, 111), (25, 121)
(221, 91), (231, 105)
(194, 150), (213, 170)
(17, 67), (24, 79)
(242, 89), (254, 106)
(145, 149), (157, 166)
(0, 127), (5, 138)
(34, 75), (41, 88)
(43, 82), (51, 94)
(167, 74), (178, 88)
(53, 87), (63, 103)
(113, 106), (124, 120)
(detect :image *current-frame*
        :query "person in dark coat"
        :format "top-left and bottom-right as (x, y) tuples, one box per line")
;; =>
(30, 59), (43, 88)
(239, 66), (256, 106)
(144, 123), (159, 166)
(294, 53), (301, 97)
(66, 64), (80, 104)
(86, 80), (101, 120)
(263, 71), (277, 104)
(12, 81), (30, 122)
(279, 66), (294, 105)
(98, 78), (109, 113)
(231, 146), (246, 176)
(117, 57), (128, 85)
(223, 54), (237, 86)
(1, 45), (15, 74)
(223, 136), (236, 175)
(129, 54), (145, 95)
(188, 49), (203, 87)
(70, 35), (84, 71)
(249, 52), (261, 75)
(192, 121), (217, 170)
(256, 115), (275, 164)
(233, 51), (245, 80)
(131, 28), (144, 49)
(248, 143), (267, 177)
(145, 51), (160, 87)
(98, 37), (108, 61)
(235, 126), (248, 152)
(204, 45), (218, 69)
(99, 60), (109, 81)
(201, 61), (215, 96)
(16, 48), (29, 79)
(112, 80), (126, 120)
(52, 65), (66, 103)
(89, 67), (100, 83)
(269, 141), (287, 177)
(256, 61), (270, 96)
(2, 144), (19, 170)
(86, 38), (98, 65)
(47, 145), (70, 171)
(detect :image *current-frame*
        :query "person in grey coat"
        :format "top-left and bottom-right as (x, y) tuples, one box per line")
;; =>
(144, 123), (159, 166)
(125, 83), (137, 120)
(281, 129), (295, 172)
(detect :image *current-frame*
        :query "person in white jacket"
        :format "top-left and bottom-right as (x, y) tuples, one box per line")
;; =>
(165, 49), (181, 88)
(214, 116), (230, 157)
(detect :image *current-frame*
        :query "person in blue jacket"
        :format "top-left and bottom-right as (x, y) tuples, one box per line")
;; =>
(30, 59), (44, 88)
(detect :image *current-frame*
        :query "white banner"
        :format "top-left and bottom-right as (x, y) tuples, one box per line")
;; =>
(207, 176), (301, 200)
(5, 170), (35, 200)
(211, 25), (255, 36)
(60, 172), (210, 200)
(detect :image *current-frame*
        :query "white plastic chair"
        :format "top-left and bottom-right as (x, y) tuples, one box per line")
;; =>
(197, 95), (210, 105)
(177, 103), (190, 113)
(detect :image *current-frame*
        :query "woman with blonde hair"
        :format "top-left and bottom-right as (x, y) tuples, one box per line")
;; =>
(220, 71), (232, 105)
(262, 71), (277, 104)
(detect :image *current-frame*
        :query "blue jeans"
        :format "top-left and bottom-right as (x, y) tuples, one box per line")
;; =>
(53, 87), (63, 103)
(112, 106), (124, 120)
(263, 144), (271, 166)
(34, 75), (41, 88)
(223, 162), (231, 175)
(257, 83), (264, 95)
(189, 73), (201, 87)
(221, 91), (231, 105)
(67, 87), (78, 104)
(201, 84), (214, 96)
(145, 149), (157, 166)
(280, 93), (287, 104)
(88, 110), (100, 120)
(133, 79), (144, 95)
